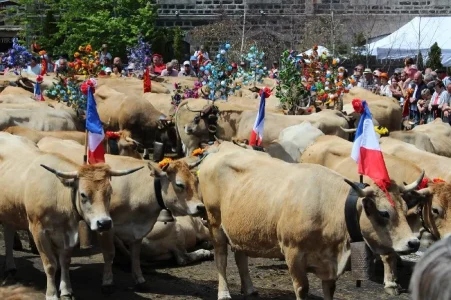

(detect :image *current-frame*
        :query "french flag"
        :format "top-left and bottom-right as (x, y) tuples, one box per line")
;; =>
(34, 75), (45, 101)
(249, 88), (270, 146)
(351, 100), (393, 206)
(84, 80), (105, 164)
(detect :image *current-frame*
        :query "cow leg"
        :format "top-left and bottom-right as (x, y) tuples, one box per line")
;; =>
(130, 239), (147, 289)
(234, 251), (257, 296)
(28, 230), (39, 254)
(180, 249), (214, 265)
(380, 253), (400, 296)
(211, 226), (231, 300)
(13, 231), (23, 251)
(322, 280), (336, 300)
(97, 230), (115, 293)
(30, 224), (59, 300)
(284, 247), (309, 300)
(4, 225), (17, 276)
(58, 247), (74, 299)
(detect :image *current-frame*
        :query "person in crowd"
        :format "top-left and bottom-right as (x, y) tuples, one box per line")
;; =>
(361, 68), (374, 90)
(171, 59), (180, 71)
(418, 89), (431, 124)
(194, 45), (209, 61)
(389, 75), (403, 102)
(25, 57), (41, 75)
(270, 61), (279, 79)
(398, 71), (409, 91)
(126, 63), (134, 77)
(424, 67), (432, 75)
(441, 83), (451, 122)
(190, 56), (199, 76)
(54, 57), (67, 75)
(112, 65), (122, 77)
(409, 71), (428, 125)
(410, 236), (451, 300)
(377, 72), (392, 97)
(352, 64), (364, 85)
(100, 44), (112, 67)
(104, 67), (112, 76)
(372, 69), (381, 93)
(161, 62), (178, 77)
(407, 64), (418, 81)
(113, 57), (122, 68)
(428, 80), (446, 121)
(152, 54), (165, 75)
(424, 73), (434, 86)
(403, 57), (414, 75)
(179, 61), (196, 77)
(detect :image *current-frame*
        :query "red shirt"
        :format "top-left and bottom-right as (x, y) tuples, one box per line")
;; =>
(154, 63), (165, 75)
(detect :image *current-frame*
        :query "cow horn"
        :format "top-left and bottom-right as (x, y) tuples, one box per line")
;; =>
(40, 164), (78, 179)
(400, 170), (425, 193)
(340, 126), (357, 133)
(188, 154), (208, 169)
(232, 140), (247, 149)
(214, 135), (222, 144)
(109, 166), (144, 177)
(299, 97), (311, 110)
(344, 179), (371, 198)
(125, 137), (143, 146)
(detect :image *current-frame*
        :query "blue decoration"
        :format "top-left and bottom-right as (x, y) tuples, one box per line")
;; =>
(126, 35), (152, 74)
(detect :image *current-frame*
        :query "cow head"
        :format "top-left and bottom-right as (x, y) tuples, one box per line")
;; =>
(416, 182), (451, 239)
(41, 163), (143, 232)
(117, 130), (143, 159)
(148, 159), (205, 217)
(345, 172), (425, 255)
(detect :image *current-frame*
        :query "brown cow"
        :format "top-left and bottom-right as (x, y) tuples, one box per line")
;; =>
(0, 132), (141, 300)
(199, 141), (422, 300)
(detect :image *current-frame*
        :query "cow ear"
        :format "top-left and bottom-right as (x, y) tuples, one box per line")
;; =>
(148, 161), (167, 178)
(362, 198), (377, 217)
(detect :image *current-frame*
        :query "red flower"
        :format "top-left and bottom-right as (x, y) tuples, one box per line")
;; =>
(106, 131), (121, 139)
(352, 99), (364, 114)
(80, 79), (97, 95)
(417, 178), (430, 190)
(36, 75), (44, 83)
(259, 87), (272, 98)
(433, 178), (446, 184)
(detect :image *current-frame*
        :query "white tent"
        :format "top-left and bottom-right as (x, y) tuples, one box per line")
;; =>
(365, 17), (451, 67)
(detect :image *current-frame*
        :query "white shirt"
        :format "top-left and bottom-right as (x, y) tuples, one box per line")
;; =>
(194, 50), (209, 60)
(26, 64), (41, 75)
(100, 51), (112, 64)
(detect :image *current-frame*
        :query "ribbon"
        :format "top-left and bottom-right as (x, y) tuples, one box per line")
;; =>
(143, 67), (151, 93)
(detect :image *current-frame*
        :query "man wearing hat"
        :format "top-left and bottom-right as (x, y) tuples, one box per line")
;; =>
(178, 61), (196, 77)
(100, 44), (112, 67)
(361, 68), (374, 91)
(152, 53), (165, 75)
(190, 55), (199, 76)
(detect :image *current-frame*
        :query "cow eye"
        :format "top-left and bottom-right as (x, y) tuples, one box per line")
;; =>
(432, 207), (440, 215)
(379, 210), (390, 219)
(80, 192), (88, 203)
(175, 182), (185, 190)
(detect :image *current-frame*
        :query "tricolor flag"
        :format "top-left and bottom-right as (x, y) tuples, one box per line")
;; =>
(84, 79), (105, 164)
(351, 99), (393, 206)
(33, 75), (45, 101)
(249, 87), (270, 146)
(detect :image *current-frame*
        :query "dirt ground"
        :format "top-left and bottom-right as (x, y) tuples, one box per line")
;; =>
(0, 231), (417, 300)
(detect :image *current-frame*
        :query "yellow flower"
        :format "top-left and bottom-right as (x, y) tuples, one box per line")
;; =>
(79, 46), (85, 52)
(74, 52), (80, 58)
(192, 148), (204, 156)
(67, 90), (71, 94)
(196, 170), (200, 176)
(374, 126), (389, 136)
(158, 157), (173, 169)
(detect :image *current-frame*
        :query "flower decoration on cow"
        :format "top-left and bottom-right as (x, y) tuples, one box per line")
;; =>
(1, 37), (32, 75)
(239, 45), (268, 87)
(127, 35), (152, 76)
(170, 82), (201, 116)
(197, 42), (237, 101)
(45, 77), (87, 110)
(67, 45), (101, 77)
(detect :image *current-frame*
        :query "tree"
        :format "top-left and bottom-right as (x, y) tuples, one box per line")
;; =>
(427, 42), (443, 71)
(417, 51), (424, 71)
(172, 27), (184, 63)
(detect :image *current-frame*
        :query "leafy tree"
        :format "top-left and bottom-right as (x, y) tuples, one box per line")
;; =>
(426, 42), (443, 71)
(172, 27), (184, 63)
(417, 51), (424, 71)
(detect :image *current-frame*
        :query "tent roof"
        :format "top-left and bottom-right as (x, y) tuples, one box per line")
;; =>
(365, 17), (451, 66)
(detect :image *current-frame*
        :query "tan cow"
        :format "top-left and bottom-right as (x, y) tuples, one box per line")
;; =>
(37, 136), (205, 292)
(0, 133), (141, 300)
(199, 141), (422, 300)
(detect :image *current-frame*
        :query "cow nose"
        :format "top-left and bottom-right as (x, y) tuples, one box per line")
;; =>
(97, 219), (112, 231)
(408, 239), (420, 251)
(197, 204), (206, 214)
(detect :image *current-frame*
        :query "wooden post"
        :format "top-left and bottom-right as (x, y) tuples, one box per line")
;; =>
(79, 129), (93, 249)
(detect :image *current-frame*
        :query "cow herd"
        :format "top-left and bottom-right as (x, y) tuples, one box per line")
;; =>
(0, 74), (450, 300)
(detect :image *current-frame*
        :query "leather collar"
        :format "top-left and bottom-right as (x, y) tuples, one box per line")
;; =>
(344, 182), (369, 242)
(154, 177), (169, 210)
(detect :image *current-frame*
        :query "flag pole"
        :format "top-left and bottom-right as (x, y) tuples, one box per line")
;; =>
(83, 129), (88, 165)
(359, 174), (363, 184)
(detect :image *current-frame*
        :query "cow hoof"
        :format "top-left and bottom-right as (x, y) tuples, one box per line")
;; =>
(60, 294), (76, 300)
(101, 284), (115, 295)
(135, 281), (151, 292)
(384, 286), (400, 296)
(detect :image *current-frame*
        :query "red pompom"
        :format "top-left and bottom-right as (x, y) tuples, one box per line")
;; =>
(106, 131), (121, 139)
(259, 87), (272, 98)
(352, 99), (364, 114)
(80, 79), (97, 95)
(36, 75), (44, 83)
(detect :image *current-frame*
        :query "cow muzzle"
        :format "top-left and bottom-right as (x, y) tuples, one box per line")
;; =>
(395, 237), (420, 254)
(91, 217), (113, 232)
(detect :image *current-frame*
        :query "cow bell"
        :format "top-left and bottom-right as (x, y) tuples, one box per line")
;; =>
(153, 141), (165, 162)
(157, 209), (174, 223)
(208, 124), (217, 134)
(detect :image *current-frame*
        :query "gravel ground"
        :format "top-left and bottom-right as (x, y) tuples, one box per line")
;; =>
(0, 230), (417, 300)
